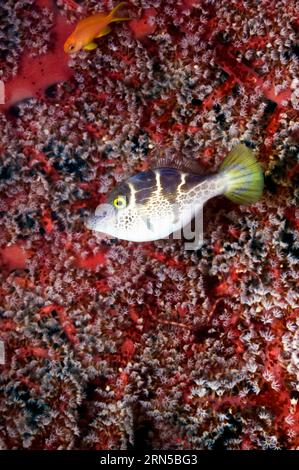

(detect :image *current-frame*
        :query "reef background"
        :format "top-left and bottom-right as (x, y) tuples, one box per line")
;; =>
(0, 0), (298, 450)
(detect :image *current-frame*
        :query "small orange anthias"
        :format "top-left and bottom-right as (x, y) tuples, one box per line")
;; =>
(64, 2), (129, 53)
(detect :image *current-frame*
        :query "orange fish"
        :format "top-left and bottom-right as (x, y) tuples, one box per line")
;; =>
(64, 2), (129, 54)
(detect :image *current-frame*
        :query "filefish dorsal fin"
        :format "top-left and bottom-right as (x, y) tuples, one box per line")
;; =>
(151, 149), (208, 176)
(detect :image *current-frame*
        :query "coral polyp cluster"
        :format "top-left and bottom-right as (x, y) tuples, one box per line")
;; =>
(0, 0), (298, 450)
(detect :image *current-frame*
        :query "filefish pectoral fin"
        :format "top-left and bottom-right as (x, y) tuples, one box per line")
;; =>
(172, 204), (181, 225)
(83, 42), (98, 50)
(95, 26), (112, 38)
(145, 218), (155, 232)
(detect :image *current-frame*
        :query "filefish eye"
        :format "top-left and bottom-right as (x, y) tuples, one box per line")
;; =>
(68, 43), (75, 52)
(113, 195), (127, 209)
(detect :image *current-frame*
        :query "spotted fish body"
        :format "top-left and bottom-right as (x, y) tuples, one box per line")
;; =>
(109, 169), (224, 241)
(86, 144), (264, 242)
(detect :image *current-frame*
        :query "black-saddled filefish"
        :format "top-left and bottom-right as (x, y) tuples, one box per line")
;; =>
(85, 144), (264, 245)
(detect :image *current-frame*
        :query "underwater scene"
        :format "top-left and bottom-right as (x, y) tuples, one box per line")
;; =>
(0, 0), (298, 451)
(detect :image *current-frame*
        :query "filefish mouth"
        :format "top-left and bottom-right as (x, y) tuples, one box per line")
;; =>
(85, 204), (116, 231)
(85, 215), (100, 231)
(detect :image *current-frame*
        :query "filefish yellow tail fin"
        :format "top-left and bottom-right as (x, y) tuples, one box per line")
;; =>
(219, 144), (264, 205)
(108, 2), (130, 22)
